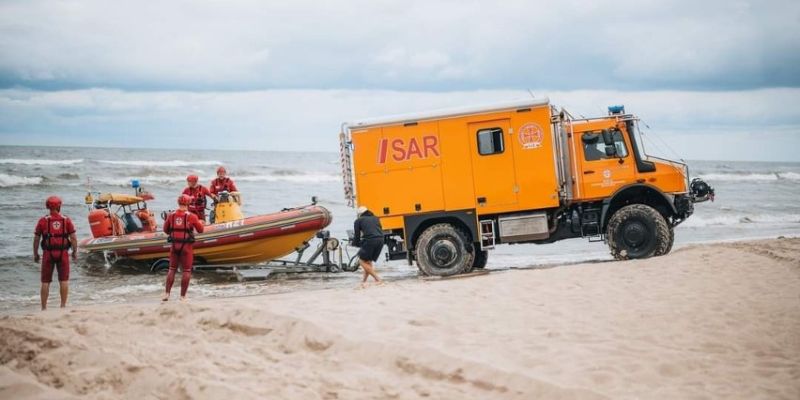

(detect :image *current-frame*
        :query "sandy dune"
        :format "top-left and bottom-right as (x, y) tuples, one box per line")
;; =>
(1, 238), (798, 399)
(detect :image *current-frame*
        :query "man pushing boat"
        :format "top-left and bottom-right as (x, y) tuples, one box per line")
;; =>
(162, 194), (204, 302)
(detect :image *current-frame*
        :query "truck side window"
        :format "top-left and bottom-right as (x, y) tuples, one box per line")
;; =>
(477, 127), (504, 155)
(582, 130), (628, 161)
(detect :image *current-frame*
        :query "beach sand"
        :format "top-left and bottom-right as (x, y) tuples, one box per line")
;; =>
(1, 237), (798, 399)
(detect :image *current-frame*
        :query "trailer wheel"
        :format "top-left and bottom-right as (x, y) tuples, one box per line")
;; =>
(150, 258), (170, 273)
(472, 249), (489, 269)
(415, 223), (474, 276)
(607, 204), (670, 260)
(655, 227), (674, 256)
(343, 254), (360, 272)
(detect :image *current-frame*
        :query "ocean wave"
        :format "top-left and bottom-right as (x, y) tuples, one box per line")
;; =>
(699, 172), (800, 182)
(0, 158), (83, 165)
(683, 214), (800, 228)
(91, 283), (164, 297)
(97, 160), (223, 167)
(236, 174), (340, 183)
(57, 173), (80, 180)
(0, 173), (43, 188)
(91, 173), (340, 186)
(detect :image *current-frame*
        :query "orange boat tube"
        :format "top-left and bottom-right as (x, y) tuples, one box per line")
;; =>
(80, 205), (332, 265)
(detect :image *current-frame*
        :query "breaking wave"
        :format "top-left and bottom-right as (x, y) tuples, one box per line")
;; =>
(0, 158), (83, 165)
(90, 172), (340, 186)
(97, 160), (223, 167)
(698, 172), (800, 182)
(683, 213), (800, 228)
(236, 174), (340, 183)
(0, 173), (44, 188)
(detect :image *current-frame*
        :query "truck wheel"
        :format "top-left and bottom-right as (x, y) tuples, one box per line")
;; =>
(472, 249), (489, 269)
(415, 223), (474, 276)
(607, 204), (670, 260)
(655, 227), (674, 256)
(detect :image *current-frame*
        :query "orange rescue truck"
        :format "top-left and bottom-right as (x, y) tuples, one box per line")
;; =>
(339, 99), (714, 276)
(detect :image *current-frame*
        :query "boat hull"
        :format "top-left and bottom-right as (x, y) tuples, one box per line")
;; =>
(80, 205), (332, 265)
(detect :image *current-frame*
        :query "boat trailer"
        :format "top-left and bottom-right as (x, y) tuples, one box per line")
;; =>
(148, 230), (361, 281)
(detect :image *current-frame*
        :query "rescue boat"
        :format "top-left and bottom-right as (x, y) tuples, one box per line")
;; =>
(79, 190), (333, 265)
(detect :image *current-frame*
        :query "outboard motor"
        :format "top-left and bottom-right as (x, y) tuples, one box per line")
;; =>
(690, 178), (715, 203)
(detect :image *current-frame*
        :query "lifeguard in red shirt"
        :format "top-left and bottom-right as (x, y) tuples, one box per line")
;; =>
(33, 196), (77, 310)
(182, 174), (215, 223)
(162, 195), (205, 302)
(209, 166), (238, 198)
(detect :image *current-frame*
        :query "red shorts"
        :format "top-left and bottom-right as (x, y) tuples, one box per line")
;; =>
(41, 250), (70, 283)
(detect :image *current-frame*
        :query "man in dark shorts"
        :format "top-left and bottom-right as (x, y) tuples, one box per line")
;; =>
(33, 196), (78, 310)
(352, 206), (383, 288)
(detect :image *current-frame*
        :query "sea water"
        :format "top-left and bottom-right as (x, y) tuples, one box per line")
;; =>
(1, 145), (798, 312)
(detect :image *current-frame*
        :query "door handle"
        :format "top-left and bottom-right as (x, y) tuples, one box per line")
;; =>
(477, 197), (487, 204)
(583, 170), (595, 175)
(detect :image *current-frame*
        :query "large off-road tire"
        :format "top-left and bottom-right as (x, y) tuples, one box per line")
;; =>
(472, 249), (489, 269)
(655, 227), (675, 256)
(415, 223), (474, 276)
(607, 204), (671, 260)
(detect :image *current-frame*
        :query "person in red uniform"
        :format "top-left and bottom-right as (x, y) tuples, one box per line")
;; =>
(33, 196), (78, 310)
(209, 166), (238, 197)
(182, 174), (215, 223)
(162, 195), (205, 302)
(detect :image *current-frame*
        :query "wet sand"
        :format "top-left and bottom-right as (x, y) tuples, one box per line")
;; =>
(1, 238), (799, 399)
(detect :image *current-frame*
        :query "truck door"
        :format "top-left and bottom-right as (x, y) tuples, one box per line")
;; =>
(469, 119), (518, 209)
(578, 128), (636, 199)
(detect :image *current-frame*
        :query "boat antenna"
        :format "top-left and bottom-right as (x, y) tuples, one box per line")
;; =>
(526, 89), (535, 99)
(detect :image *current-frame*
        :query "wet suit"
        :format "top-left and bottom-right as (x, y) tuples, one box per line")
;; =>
(353, 210), (384, 262)
(163, 210), (204, 297)
(182, 185), (213, 222)
(35, 213), (75, 283)
(209, 177), (238, 196)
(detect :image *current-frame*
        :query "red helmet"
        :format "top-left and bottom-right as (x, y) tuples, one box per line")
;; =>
(177, 194), (192, 206)
(187, 174), (199, 183)
(216, 166), (227, 175)
(45, 196), (62, 210)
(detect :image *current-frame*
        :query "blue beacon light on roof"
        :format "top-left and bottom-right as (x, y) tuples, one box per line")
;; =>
(608, 105), (625, 115)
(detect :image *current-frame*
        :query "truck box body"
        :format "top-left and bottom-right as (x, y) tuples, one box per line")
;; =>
(347, 99), (560, 232)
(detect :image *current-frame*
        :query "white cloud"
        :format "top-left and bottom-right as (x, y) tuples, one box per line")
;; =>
(1, 0), (797, 90)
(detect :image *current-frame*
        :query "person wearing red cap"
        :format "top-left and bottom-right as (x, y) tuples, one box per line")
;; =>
(33, 196), (77, 310)
(182, 174), (215, 223)
(162, 194), (204, 302)
(209, 166), (238, 198)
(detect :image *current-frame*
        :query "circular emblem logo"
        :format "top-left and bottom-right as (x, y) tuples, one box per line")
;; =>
(603, 169), (612, 179)
(52, 221), (61, 230)
(176, 217), (183, 225)
(518, 123), (543, 149)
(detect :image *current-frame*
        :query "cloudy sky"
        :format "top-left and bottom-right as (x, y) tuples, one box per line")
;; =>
(0, 0), (798, 161)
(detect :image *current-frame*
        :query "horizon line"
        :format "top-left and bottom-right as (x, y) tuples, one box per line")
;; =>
(0, 143), (798, 164)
